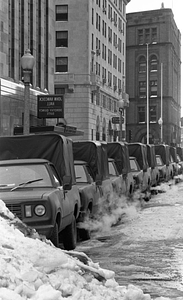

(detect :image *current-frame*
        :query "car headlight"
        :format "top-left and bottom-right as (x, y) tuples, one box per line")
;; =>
(34, 205), (46, 216)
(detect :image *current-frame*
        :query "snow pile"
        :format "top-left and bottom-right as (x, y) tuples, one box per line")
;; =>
(0, 199), (172, 300)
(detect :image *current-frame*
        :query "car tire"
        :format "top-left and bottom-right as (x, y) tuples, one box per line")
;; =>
(50, 222), (59, 247)
(78, 208), (91, 241)
(62, 215), (77, 250)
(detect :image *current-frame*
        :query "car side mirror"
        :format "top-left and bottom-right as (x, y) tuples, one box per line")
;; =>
(63, 175), (72, 191)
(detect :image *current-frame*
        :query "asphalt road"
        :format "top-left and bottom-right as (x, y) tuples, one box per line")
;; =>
(76, 177), (183, 299)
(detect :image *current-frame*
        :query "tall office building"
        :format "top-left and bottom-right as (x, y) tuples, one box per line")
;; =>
(0, 0), (55, 136)
(0, 0), (130, 139)
(126, 7), (181, 145)
(54, 0), (130, 141)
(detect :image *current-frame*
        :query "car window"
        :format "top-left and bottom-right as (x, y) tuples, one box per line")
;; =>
(49, 165), (61, 187)
(74, 165), (88, 183)
(108, 161), (117, 176)
(130, 159), (139, 171)
(156, 156), (163, 166)
(0, 164), (52, 188)
(177, 155), (181, 162)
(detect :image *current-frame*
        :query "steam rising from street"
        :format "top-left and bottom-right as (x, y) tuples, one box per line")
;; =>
(77, 175), (183, 236)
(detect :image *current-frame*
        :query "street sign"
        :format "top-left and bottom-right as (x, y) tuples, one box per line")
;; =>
(37, 94), (64, 119)
(112, 116), (124, 124)
(112, 116), (120, 124)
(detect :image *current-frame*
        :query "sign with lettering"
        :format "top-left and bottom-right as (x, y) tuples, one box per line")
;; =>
(37, 95), (64, 118)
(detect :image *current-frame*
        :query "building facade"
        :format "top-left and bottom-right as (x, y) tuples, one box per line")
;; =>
(126, 8), (181, 146)
(54, 0), (130, 141)
(0, 0), (130, 140)
(0, 0), (55, 136)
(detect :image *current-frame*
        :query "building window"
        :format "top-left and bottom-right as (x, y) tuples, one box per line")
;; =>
(56, 31), (68, 47)
(56, 5), (68, 21)
(102, 95), (106, 109)
(150, 55), (158, 72)
(152, 28), (157, 42)
(150, 80), (157, 97)
(139, 81), (146, 98)
(139, 56), (146, 73)
(56, 57), (68, 72)
(145, 28), (150, 43)
(138, 106), (145, 123)
(96, 92), (100, 106)
(150, 106), (157, 122)
(138, 29), (143, 44)
(55, 87), (65, 94)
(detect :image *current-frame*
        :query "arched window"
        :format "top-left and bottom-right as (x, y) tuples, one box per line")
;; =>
(150, 55), (158, 72)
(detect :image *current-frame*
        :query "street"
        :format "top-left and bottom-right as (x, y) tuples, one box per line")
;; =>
(76, 177), (183, 299)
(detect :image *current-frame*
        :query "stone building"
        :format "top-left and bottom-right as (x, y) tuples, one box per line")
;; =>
(0, 0), (55, 136)
(0, 0), (130, 140)
(126, 7), (181, 146)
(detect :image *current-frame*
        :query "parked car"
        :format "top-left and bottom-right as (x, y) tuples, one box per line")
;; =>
(73, 140), (113, 214)
(129, 156), (143, 191)
(107, 142), (134, 197)
(74, 159), (102, 240)
(146, 144), (160, 187)
(0, 133), (81, 250)
(155, 144), (174, 181)
(128, 143), (151, 200)
(108, 157), (124, 196)
(0, 158), (78, 250)
(176, 147), (183, 174)
(155, 154), (167, 182)
(169, 146), (180, 176)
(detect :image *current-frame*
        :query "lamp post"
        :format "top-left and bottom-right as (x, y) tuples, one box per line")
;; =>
(119, 99), (124, 141)
(158, 117), (163, 143)
(21, 49), (35, 135)
(146, 43), (149, 144)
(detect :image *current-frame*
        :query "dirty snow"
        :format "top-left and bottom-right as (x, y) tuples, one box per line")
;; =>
(0, 185), (178, 300)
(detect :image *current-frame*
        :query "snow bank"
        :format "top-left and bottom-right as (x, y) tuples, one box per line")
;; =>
(0, 199), (172, 300)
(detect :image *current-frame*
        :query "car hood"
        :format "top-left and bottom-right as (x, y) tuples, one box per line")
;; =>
(0, 188), (53, 202)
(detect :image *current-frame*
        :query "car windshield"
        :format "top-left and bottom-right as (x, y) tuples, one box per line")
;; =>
(130, 159), (140, 171)
(0, 164), (52, 189)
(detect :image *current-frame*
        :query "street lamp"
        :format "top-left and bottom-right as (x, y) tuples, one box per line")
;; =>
(21, 49), (35, 135)
(146, 43), (149, 144)
(158, 117), (163, 143)
(119, 99), (124, 141)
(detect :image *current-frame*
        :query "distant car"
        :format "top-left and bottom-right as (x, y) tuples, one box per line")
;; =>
(0, 158), (80, 250)
(146, 144), (160, 187)
(128, 143), (151, 199)
(108, 158), (124, 196)
(169, 146), (179, 176)
(129, 156), (143, 191)
(155, 144), (174, 181)
(74, 159), (101, 240)
(176, 154), (183, 174)
(107, 142), (134, 197)
(156, 154), (167, 182)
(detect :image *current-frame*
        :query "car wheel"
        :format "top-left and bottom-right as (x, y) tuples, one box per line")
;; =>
(62, 215), (77, 250)
(50, 222), (59, 247)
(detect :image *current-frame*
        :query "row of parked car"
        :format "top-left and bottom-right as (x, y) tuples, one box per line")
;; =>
(0, 133), (182, 250)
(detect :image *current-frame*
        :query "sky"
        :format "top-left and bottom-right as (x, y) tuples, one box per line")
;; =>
(0, 180), (180, 300)
(126, 0), (183, 115)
